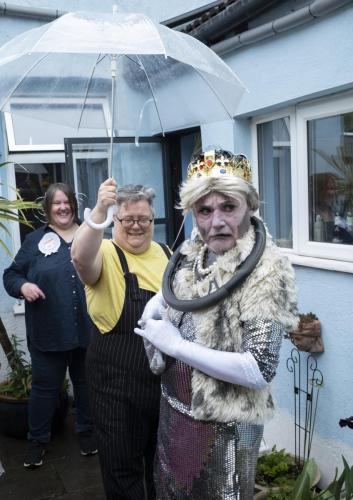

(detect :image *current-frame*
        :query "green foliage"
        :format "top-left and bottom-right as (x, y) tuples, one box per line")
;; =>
(0, 334), (69, 400)
(0, 162), (41, 255)
(290, 456), (353, 499)
(256, 446), (302, 488)
(0, 335), (32, 398)
(0, 163), (42, 398)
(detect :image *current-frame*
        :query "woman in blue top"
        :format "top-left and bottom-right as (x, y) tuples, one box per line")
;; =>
(3, 183), (96, 468)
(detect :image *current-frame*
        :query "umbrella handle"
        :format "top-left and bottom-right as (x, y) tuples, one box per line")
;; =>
(83, 204), (117, 230)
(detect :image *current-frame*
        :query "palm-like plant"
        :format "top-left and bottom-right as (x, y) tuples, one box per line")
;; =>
(0, 162), (41, 373)
(0, 162), (41, 255)
(290, 457), (353, 499)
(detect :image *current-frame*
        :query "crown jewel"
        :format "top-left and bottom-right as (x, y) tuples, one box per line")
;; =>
(187, 149), (252, 183)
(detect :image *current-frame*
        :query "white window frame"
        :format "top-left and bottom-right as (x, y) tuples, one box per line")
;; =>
(296, 93), (353, 264)
(252, 95), (353, 274)
(4, 97), (111, 152)
(251, 107), (298, 250)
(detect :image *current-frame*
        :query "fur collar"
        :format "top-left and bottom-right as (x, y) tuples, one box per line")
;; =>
(167, 224), (298, 423)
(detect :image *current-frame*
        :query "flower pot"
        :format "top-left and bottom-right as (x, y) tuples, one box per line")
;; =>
(289, 320), (324, 353)
(0, 387), (69, 439)
(254, 483), (268, 499)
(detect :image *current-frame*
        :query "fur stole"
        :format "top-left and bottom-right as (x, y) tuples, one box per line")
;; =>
(167, 224), (298, 424)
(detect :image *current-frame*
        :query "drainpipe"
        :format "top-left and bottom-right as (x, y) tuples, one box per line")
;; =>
(0, 2), (65, 21)
(189, 0), (283, 44)
(163, 0), (225, 29)
(211, 0), (353, 55)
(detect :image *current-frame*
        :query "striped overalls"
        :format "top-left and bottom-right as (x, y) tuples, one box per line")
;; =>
(86, 243), (168, 499)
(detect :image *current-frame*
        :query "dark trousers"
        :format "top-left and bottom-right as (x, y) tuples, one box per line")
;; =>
(28, 345), (92, 442)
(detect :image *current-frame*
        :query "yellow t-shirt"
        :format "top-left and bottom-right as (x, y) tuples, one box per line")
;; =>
(85, 240), (169, 333)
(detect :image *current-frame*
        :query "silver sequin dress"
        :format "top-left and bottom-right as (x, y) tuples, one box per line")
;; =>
(154, 312), (283, 500)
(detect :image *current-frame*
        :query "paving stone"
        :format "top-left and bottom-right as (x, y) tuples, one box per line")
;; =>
(0, 411), (105, 499)
(0, 464), (65, 500)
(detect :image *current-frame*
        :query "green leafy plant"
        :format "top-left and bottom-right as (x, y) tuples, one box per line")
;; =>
(256, 446), (301, 489)
(290, 456), (353, 499)
(255, 447), (327, 499)
(0, 335), (32, 399)
(0, 161), (41, 391)
(0, 161), (41, 255)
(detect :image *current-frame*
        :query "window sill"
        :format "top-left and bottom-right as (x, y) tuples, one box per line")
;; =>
(282, 252), (353, 274)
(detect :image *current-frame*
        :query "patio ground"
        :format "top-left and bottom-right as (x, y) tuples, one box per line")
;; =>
(0, 406), (105, 500)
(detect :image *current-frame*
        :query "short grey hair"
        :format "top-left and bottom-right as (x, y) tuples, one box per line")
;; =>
(178, 175), (259, 213)
(116, 184), (156, 217)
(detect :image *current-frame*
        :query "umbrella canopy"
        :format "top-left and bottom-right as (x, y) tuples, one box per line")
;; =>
(0, 10), (248, 228)
(0, 11), (247, 138)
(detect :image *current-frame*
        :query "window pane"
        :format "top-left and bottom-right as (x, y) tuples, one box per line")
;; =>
(308, 113), (353, 245)
(71, 140), (167, 240)
(257, 117), (292, 248)
(113, 142), (166, 219)
(8, 101), (107, 148)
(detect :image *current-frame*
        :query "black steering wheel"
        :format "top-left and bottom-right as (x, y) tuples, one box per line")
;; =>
(162, 216), (266, 312)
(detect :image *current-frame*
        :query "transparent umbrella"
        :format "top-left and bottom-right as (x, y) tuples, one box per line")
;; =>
(0, 10), (247, 228)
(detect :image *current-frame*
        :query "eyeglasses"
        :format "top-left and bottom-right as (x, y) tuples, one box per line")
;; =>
(116, 217), (153, 228)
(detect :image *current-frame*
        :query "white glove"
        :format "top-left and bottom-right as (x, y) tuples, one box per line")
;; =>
(141, 291), (167, 322)
(135, 319), (184, 358)
(135, 319), (267, 390)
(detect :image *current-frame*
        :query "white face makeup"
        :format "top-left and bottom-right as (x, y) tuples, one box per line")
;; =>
(194, 192), (252, 254)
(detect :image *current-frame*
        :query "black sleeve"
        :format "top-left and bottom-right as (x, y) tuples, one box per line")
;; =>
(3, 238), (33, 298)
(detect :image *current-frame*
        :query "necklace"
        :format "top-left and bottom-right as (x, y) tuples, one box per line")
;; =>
(193, 244), (217, 283)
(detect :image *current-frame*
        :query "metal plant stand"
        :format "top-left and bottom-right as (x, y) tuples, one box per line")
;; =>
(286, 348), (324, 463)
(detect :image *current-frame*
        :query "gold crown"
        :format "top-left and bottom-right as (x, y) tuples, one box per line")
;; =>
(187, 150), (252, 183)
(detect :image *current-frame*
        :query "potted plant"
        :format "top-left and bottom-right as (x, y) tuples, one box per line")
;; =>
(254, 446), (320, 500)
(0, 163), (68, 438)
(288, 313), (324, 353)
(0, 334), (69, 439)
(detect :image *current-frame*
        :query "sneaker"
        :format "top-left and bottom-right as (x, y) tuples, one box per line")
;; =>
(24, 440), (45, 468)
(78, 431), (98, 456)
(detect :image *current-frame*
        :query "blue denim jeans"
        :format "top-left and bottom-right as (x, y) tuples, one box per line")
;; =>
(28, 345), (93, 442)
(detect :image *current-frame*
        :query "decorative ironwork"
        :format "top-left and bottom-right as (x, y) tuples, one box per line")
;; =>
(286, 347), (324, 463)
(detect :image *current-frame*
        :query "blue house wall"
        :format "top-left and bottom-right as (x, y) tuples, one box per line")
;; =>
(1, 0), (353, 483)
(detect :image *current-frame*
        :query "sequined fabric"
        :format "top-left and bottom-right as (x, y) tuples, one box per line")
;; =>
(156, 313), (263, 499)
(242, 319), (282, 383)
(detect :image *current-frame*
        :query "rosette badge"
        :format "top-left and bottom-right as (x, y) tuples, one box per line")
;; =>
(38, 233), (61, 257)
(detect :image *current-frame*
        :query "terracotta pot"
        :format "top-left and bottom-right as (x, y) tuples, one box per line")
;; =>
(289, 320), (324, 353)
(253, 483), (268, 499)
